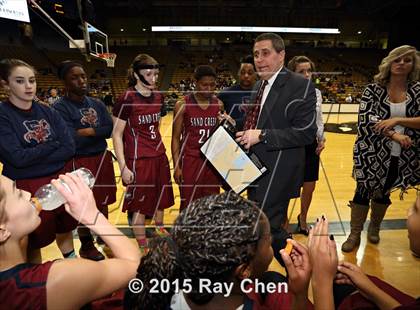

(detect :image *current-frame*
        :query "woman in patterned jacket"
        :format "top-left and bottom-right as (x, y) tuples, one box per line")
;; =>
(342, 45), (420, 252)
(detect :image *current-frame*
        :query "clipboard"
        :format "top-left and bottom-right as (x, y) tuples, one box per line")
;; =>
(200, 123), (267, 194)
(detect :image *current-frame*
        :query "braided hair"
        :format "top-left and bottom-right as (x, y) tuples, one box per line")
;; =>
(124, 191), (265, 309)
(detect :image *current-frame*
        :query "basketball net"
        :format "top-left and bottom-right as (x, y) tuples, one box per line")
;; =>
(98, 53), (117, 68)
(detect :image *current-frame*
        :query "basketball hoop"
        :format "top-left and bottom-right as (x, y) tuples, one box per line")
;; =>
(98, 53), (117, 68)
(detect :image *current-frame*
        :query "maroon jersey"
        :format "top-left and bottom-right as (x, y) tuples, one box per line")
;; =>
(0, 261), (54, 310)
(113, 88), (165, 159)
(181, 94), (219, 157)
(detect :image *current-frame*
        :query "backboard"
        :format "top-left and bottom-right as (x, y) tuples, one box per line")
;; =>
(84, 21), (109, 58)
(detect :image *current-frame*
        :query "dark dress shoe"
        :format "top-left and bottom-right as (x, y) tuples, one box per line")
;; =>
(296, 214), (309, 236)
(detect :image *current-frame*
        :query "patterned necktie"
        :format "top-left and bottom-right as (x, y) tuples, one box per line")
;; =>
(243, 80), (268, 130)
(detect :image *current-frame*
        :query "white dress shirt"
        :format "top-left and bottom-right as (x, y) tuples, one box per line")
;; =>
(315, 88), (325, 141)
(257, 66), (283, 123)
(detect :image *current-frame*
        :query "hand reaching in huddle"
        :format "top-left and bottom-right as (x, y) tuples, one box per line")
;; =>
(308, 216), (338, 286)
(280, 239), (312, 296)
(307, 216), (338, 310)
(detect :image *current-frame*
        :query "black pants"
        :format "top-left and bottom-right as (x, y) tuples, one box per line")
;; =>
(261, 199), (291, 268)
(353, 156), (399, 205)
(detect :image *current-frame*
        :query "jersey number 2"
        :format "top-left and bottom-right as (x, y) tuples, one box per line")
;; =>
(198, 129), (210, 144)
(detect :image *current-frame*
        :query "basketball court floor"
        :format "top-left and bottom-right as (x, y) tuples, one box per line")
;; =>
(32, 112), (420, 297)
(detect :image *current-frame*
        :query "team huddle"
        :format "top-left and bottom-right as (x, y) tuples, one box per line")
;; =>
(0, 32), (419, 309)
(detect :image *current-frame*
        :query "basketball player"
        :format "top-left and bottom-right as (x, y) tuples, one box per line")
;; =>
(0, 173), (140, 309)
(171, 65), (225, 210)
(112, 54), (174, 252)
(218, 55), (257, 131)
(54, 61), (117, 261)
(0, 59), (76, 262)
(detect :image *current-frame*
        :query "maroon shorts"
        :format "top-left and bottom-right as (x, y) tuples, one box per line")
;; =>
(16, 171), (78, 250)
(65, 151), (117, 213)
(123, 153), (174, 216)
(180, 155), (221, 210)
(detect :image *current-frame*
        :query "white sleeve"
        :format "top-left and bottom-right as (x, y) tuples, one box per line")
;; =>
(315, 88), (325, 141)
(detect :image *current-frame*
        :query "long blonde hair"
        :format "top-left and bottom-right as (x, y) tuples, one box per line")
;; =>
(374, 45), (420, 86)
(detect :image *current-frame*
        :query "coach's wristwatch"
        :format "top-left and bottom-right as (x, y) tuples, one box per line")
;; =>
(259, 129), (267, 143)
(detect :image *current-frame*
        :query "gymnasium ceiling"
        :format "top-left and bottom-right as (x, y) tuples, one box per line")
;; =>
(93, 0), (414, 19)
(88, 0), (418, 36)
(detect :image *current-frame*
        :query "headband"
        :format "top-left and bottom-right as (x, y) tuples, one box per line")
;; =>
(132, 62), (161, 86)
(132, 63), (161, 71)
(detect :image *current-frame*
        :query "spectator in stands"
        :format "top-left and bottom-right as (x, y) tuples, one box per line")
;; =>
(88, 88), (99, 98)
(101, 86), (114, 113)
(0, 59), (75, 262)
(218, 55), (257, 130)
(54, 61), (117, 261)
(288, 55), (326, 235)
(179, 80), (186, 92)
(0, 173), (140, 309)
(345, 94), (353, 103)
(125, 192), (313, 309)
(47, 88), (60, 106)
(342, 45), (420, 252)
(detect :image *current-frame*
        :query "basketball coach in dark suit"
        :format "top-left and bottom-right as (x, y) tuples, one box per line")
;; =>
(236, 33), (317, 263)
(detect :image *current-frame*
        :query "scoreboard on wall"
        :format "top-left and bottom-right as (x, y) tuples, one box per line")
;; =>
(0, 0), (30, 22)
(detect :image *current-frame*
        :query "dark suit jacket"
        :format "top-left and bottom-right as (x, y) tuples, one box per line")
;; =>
(248, 67), (317, 210)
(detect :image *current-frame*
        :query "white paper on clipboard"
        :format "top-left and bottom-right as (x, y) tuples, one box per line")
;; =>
(200, 126), (267, 194)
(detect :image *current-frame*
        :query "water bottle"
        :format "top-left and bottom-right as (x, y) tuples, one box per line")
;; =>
(31, 168), (95, 212)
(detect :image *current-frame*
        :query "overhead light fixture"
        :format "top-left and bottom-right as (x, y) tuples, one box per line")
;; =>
(152, 26), (340, 34)
(120, 28), (124, 32)
(357, 31), (362, 34)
